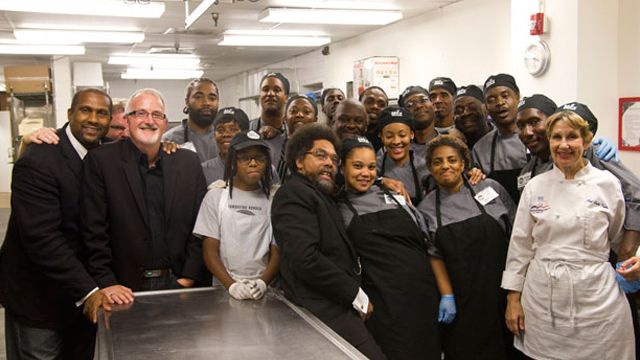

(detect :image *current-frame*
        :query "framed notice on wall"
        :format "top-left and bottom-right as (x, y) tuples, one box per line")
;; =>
(619, 97), (640, 151)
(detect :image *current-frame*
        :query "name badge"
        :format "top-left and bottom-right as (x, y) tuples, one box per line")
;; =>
(474, 186), (499, 206)
(384, 194), (406, 206)
(517, 172), (532, 190)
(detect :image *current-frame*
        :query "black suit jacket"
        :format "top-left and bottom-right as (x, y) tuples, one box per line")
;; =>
(0, 126), (97, 329)
(81, 139), (207, 291)
(271, 173), (361, 322)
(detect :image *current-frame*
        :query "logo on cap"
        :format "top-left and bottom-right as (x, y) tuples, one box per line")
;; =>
(401, 88), (411, 98)
(485, 78), (496, 88)
(267, 72), (277, 77)
(391, 110), (403, 117)
(223, 108), (235, 115)
(247, 130), (260, 140)
(562, 103), (578, 111)
(518, 99), (526, 107)
(434, 80), (444, 86)
(457, 88), (467, 96)
(356, 136), (369, 144)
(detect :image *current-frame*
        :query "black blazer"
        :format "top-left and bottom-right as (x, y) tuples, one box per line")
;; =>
(0, 126), (97, 329)
(271, 173), (361, 322)
(81, 139), (207, 291)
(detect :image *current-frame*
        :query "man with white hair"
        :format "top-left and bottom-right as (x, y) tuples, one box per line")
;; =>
(81, 88), (208, 302)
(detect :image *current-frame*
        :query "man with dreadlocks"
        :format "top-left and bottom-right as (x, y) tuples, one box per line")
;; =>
(193, 130), (280, 300)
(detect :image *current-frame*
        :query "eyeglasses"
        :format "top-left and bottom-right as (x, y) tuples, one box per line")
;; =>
(237, 153), (268, 164)
(405, 96), (430, 109)
(127, 109), (166, 121)
(305, 149), (340, 166)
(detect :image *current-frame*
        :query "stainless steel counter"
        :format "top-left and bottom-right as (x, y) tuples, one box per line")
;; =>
(95, 287), (367, 359)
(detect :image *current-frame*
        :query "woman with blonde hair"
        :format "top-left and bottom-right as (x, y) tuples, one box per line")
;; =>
(502, 108), (634, 359)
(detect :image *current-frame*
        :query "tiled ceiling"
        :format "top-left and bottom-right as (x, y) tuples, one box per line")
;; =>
(0, 0), (459, 81)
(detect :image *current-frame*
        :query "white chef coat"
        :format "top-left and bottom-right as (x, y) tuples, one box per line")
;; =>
(501, 163), (634, 359)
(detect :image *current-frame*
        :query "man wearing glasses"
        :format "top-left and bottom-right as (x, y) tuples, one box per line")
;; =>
(82, 88), (208, 309)
(398, 85), (437, 160)
(271, 123), (385, 360)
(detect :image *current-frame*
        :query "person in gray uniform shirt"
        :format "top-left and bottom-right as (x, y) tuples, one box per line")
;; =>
(202, 107), (279, 186)
(428, 76), (457, 133)
(162, 78), (220, 162)
(452, 85), (492, 149)
(201, 107), (249, 185)
(338, 136), (454, 360)
(321, 88), (345, 127)
(472, 74), (528, 204)
(398, 85), (438, 161)
(376, 106), (431, 204)
(250, 72), (290, 178)
(417, 135), (518, 360)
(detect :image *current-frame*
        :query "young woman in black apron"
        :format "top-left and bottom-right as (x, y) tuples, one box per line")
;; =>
(375, 106), (431, 204)
(418, 135), (519, 360)
(337, 136), (456, 360)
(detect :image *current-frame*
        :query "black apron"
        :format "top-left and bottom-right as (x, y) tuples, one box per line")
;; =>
(434, 181), (514, 360)
(489, 131), (523, 204)
(343, 191), (440, 360)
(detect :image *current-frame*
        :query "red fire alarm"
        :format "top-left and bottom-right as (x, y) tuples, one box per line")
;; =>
(530, 12), (545, 35)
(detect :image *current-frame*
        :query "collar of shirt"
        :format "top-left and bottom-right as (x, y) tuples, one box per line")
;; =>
(127, 138), (164, 170)
(65, 124), (88, 159)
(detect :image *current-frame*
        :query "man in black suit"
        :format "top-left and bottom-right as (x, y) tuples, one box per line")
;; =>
(81, 88), (207, 300)
(0, 88), (124, 359)
(271, 123), (385, 359)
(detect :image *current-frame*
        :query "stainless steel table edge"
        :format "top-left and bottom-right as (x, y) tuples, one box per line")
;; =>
(270, 290), (368, 360)
(95, 287), (368, 360)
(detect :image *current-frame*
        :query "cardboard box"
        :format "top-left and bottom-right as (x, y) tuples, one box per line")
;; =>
(4, 66), (51, 94)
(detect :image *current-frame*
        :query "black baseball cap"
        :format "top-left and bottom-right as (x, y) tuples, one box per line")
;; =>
(229, 130), (270, 151)
(213, 107), (250, 130)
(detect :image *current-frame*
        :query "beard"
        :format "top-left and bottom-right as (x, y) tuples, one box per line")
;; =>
(314, 177), (335, 194)
(189, 107), (215, 128)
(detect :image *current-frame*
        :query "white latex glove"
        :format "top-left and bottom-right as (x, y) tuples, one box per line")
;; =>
(228, 281), (252, 300)
(249, 279), (267, 300)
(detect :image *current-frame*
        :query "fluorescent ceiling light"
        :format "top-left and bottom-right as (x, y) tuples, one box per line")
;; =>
(185, 0), (216, 29)
(14, 29), (145, 44)
(225, 29), (327, 37)
(0, 44), (85, 55)
(108, 54), (200, 68)
(18, 23), (140, 32)
(270, 1), (399, 10)
(0, 0), (165, 18)
(219, 34), (331, 47)
(259, 8), (403, 25)
(121, 68), (204, 80)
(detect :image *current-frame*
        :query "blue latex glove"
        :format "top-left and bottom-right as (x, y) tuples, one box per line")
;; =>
(438, 294), (456, 324)
(593, 137), (619, 162)
(616, 262), (640, 293)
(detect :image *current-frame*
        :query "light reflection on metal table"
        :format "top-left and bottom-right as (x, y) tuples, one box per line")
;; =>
(95, 287), (367, 359)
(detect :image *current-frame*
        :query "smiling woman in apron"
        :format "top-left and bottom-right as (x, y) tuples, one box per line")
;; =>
(501, 111), (635, 359)
(193, 130), (280, 301)
(417, 135), (517, 359)
(376, 106), (432, 204)
(338, 136), (455, 360)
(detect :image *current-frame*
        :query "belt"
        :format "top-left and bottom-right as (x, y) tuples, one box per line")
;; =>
(143, 268), (172, 278)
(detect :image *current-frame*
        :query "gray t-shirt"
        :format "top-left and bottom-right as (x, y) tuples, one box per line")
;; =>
(162, 120), (218, 163)
(201, 156), (226, 186)
(249, 118), (287, 166)
(377, 150), (431, 200)
(471, 128), (529, 173)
